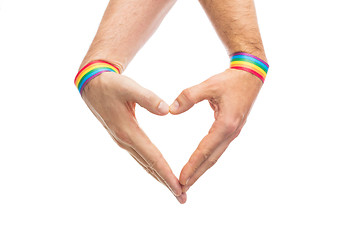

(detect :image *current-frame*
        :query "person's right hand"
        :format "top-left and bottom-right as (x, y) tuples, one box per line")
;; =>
(81, 71), (186, 204)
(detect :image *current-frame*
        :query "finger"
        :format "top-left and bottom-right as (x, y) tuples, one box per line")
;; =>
(108, 132), (160, 179)
(129, 149), (187, 204)
(169, 81), (214, 115)
(109, 133), (187, 204)
(129, 153), (161, 182)
(132, 85), (169, 116)
(130, 126), (183, 197)
(177, 192), (187, 204)
(183, 139), (231, 193)
(179, 117), (239, 186)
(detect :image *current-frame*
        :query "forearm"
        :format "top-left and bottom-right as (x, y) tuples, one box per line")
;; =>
(198, 0), (267, 61)
(80, 0), (176, 71)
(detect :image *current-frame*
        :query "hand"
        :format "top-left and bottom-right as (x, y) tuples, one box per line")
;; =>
(169, 69), (263, 193)
(81, 72), (186, 204)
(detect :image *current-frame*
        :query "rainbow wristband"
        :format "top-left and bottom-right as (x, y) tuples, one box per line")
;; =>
(230, 52), (269, 83)
(74, 60), (120, 94)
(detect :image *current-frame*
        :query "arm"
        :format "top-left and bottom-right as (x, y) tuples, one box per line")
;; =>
(80, 0), (176, 70)
(197, 0), (267, 61)
(170, 0), (268, 193)
(77, 0), (187, 204)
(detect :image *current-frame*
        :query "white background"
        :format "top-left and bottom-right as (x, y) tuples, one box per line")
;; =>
(0, 0), (359, 239)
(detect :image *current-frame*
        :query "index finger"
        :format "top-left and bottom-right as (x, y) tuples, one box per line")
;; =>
(130, 126), (183, 198)
(108, 131), (186, 203)
(179, 118), (236, 186)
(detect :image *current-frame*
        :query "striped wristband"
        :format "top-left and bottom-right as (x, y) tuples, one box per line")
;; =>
(74, 60), (120, 94)
(230, 52), (269, 83)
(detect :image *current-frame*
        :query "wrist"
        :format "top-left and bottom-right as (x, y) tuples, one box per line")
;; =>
(228, 47), (267, 63)
(74, 60), (121, 95)
(79, 57), (124, 74)
(229, 51), (269, 83)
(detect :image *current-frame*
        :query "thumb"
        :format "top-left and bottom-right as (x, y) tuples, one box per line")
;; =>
(134, 87), (169, 116)
(170, 82), (212, 115)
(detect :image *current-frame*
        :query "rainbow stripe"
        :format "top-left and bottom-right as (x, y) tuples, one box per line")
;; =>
(74, 60), (120, 94)
(230, 52), (269, 83)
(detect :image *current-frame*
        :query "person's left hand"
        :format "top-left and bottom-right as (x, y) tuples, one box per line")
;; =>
(169, 69), (263, 193)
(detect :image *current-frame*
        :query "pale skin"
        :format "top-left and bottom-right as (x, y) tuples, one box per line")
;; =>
(80, 0), (187, 203)
(171, 0), (267, 193)
(79, 0), (267, 203)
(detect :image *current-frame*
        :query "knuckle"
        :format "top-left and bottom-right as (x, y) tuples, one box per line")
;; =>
(113, 129), (133, 145)
(147, 157), (160, 171)
(233, 128), (242, 139)
(220, 118), (240, 136)
(181, 88), (194, 103)
(145, 166), (156, 176)
(147, 161), (155, 171)
(186, 160), (199, 173)
(143, 92), (157, 104)
(233, 117), (247, 138)
(136, 93), (150, 104)
(195, 148), (210, 161)
(218, 115), (246, 137)
(208, 158), (218, 167)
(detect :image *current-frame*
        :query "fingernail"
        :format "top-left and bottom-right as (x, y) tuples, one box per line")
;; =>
(170, 100), (179, 112)
(185, 178), (190, 185)
(176, 193), (187, 204)
(157, 101), (169, 114)
(173, 189), (182, 197)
